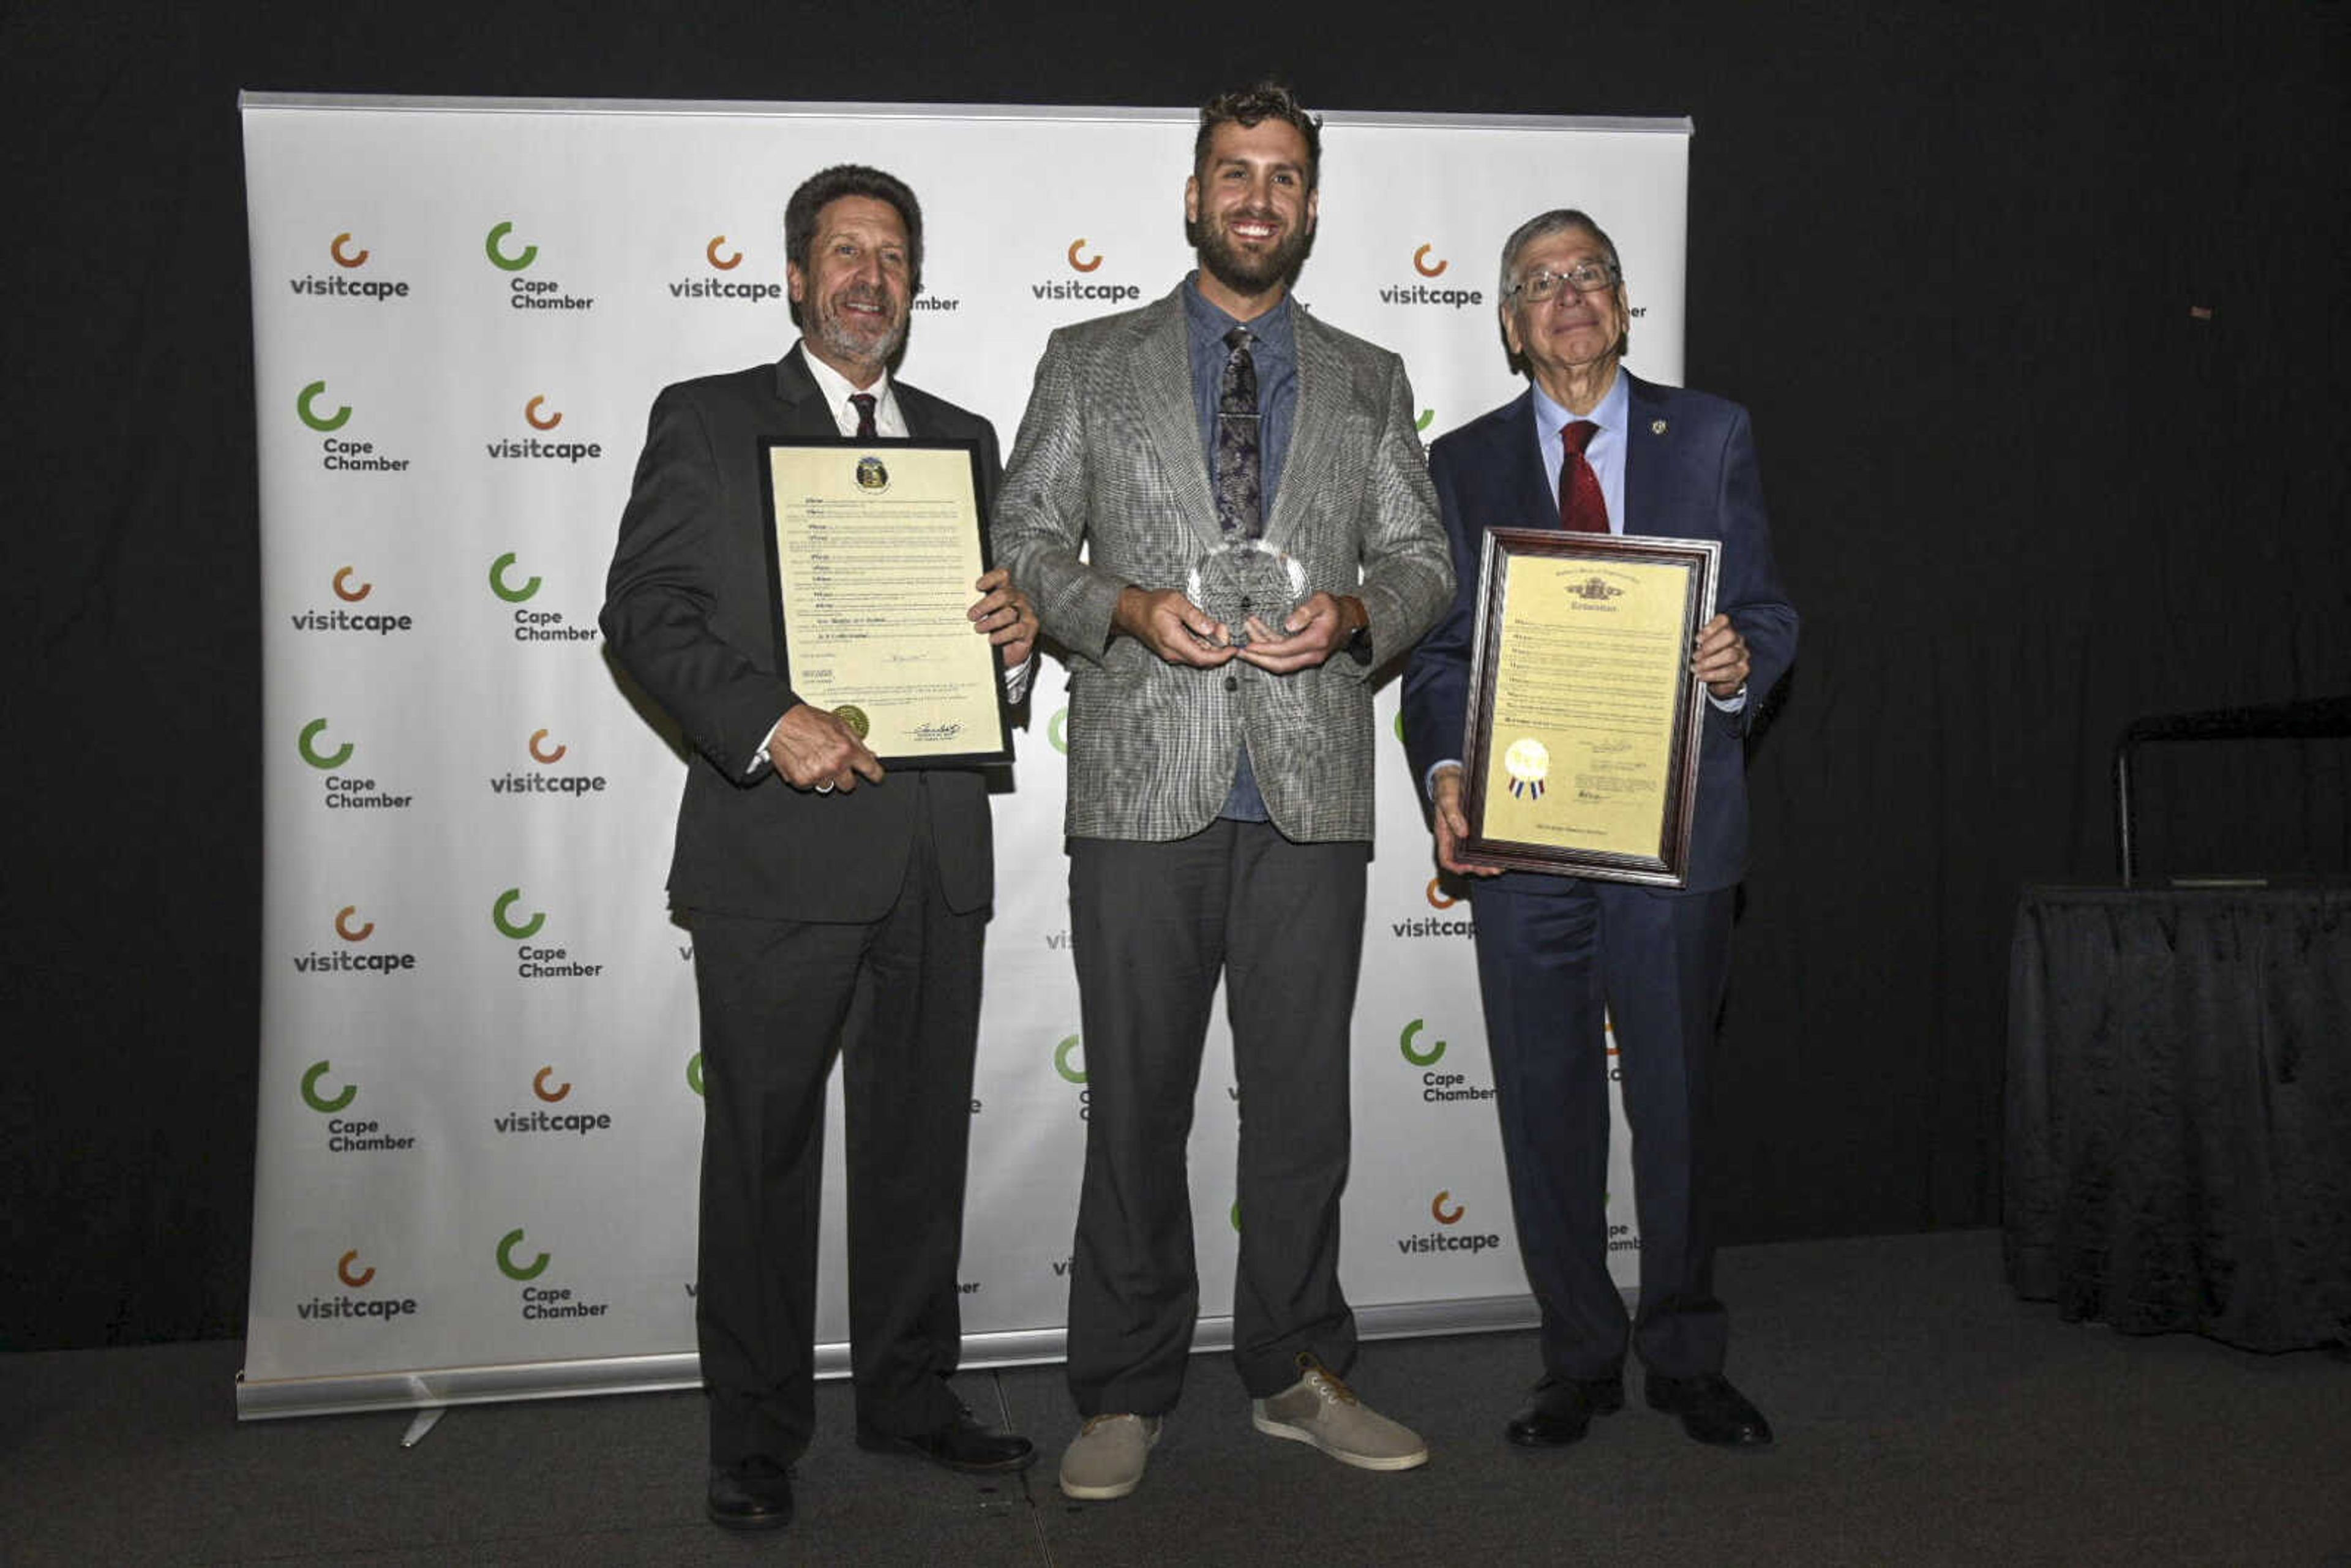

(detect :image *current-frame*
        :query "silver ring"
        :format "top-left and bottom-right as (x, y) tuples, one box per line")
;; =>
(815, 782), (834, 795)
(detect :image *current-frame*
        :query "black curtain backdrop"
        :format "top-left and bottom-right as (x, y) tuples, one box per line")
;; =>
(5, 1), (2345, 1349)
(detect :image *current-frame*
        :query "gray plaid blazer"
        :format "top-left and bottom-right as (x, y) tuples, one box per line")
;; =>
(994, 285), (1453, 844)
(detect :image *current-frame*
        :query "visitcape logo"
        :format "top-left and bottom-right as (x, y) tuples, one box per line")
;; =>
(296, 1248), (419, 1324)
(489, 394), (601, 464)
(528, 729), (566, 765)
(672, 233), (782, 303)
(494, 1063), (613, 1137)
(1398, 1190), (1502, 1257)
(332, 233), (369, 268)
(494, 727), (607, 800)
(297, 902), (418, 977)
(293, 566), (413, 637)
(1035, 236), (1138, 306)
(533, 1066), (570, 1102)
(334, 906), (373, 942)
(1392, 881), (1474, 940)
(288, 234), (410, 302)
(1382, 241), (1483, 309)
(1425, 879), (1458, 910)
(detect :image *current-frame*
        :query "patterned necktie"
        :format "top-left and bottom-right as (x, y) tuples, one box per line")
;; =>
(1559, 419), (1609, 533)
(849, 392), (877, 440)
(1213, 327), (1262, 538)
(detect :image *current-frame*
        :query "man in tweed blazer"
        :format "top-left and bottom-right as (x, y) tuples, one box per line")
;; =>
(992, 84), (1454, 1501)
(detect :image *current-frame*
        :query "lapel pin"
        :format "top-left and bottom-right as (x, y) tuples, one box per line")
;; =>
(1651, 419), (1668, 435)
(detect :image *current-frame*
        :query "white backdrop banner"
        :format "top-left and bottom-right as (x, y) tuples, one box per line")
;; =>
(238, 94), (1690, 1419)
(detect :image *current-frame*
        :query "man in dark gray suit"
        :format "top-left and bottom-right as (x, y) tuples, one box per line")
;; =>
(993, 83), (1455, 1501)
(602, 165), (1038, 1532)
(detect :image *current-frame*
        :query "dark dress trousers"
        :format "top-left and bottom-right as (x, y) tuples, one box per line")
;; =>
(601, 346), (1003, 1468)
(1401, 372), (1796, 1380)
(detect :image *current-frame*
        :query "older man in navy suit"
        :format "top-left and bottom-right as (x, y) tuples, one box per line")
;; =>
(1401, 208), (1796, 1450)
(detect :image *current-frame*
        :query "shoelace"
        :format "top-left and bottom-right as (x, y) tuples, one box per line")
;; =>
(1303, 1367), (1361, 1406)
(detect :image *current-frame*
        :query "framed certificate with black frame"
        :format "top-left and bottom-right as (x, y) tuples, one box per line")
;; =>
(757, 437), (1013, 768)
(1458, 529), (1719, 886)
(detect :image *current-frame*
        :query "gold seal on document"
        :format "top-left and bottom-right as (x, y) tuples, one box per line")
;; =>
(1503, 737), (1550, 801)
(833, 705), (869, 739)
(855, 456), (890, 492)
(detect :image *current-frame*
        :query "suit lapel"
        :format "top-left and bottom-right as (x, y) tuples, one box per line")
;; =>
(772, 345), (841, 438)
(1621, 372), (1670, 537)
(1122, 291), (1225, 552)
(1496, 390), (1554, 535)
(1262, 310), (1349, 551)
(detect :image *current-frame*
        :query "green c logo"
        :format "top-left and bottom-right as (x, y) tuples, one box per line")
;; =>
(686, 1053), (705, 1096)
(489, 552), (542, 603)
(493, 888), (546, 940)
(1053, 1035), (1086, 1084)
(1048, 707), (1069, 754)
(485, 221), (538, 272)
(301, 1060), (356, 1114)
(299, 718), (353, 771)
(1229, 1201), (1241, 1232)
(1416, 408), (1436, 432)
(1400, 1019), (1446, 1067)
(495, 1228), (549, 1281)
(298, 380), (352, 433)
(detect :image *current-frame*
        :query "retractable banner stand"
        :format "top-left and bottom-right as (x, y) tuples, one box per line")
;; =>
(238, 94), (1691, 1420)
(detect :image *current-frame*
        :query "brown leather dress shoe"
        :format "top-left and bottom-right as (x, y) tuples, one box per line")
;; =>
(1505, 1374), (1626, 1447)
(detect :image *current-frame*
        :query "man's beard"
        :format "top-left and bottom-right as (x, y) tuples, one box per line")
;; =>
(1194, 209), (1313, 297)
(811, 287), (906, 373)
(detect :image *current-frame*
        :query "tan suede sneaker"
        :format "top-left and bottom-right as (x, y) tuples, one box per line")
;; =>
(1251, 1355), (1428, 1471)
(1058, 1412), (1163, 1500)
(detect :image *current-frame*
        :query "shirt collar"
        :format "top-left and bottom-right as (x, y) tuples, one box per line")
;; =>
(1180, 270), (1295, 356)
(1529, 366), (1628, 444)
(795, 340), (892, 418)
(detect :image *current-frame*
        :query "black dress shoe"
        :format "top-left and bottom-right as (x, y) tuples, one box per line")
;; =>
(1643, 1372), (1774, 1447)
(707, 1460), (794, 1530)
(1506, 1374), (1625, 1447)
(856, 1410), (1037, 1473)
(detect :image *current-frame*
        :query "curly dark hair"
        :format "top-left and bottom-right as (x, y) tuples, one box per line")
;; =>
(1194, 81), (1324, 190)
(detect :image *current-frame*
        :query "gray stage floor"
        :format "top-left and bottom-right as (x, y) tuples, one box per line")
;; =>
(5, 1230), (2346, 1565)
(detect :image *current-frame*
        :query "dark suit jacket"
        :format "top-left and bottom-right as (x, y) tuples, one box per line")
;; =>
(1401, 371), (1797, 895)
(602, 347), (1005, 923)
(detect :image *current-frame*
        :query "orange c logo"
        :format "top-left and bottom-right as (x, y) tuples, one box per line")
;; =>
(1431, 1190), (1464, 1225)
(331, 233), (370, 268)
(528, 729), (568, 765)
(533, 1066), (572, 1103)
(524, 395), (562, 431)
(1425, 878), (1458, 910)
(338, 1250), (376, 1288)
(1067, 238), (1103, 273)
(707, 236), (742, 270)
(334, 906), (375, 943)
(1413, 244), (1448, 278)
(332, 566), (372, 602)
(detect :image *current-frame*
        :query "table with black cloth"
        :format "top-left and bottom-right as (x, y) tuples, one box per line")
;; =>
(2005, 885), (2351, 1352)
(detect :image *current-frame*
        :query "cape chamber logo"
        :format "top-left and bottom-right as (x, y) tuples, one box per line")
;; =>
(485, 220), (593, 310)
(298, 719), (414, 812)
(497, 1226), (610, 1321)
(493, 887), (603, 978)
(1033, 237), (1139, 306)
(291, 902), (419, 975)
(288, 231), (411, 303)
(491, 727), (607, 799)
(486, 393), (602, 465)
(1399, 1018), (1494, 1105)
(669, 233), (782, 304)
(1381, 242), (1484, 310)
(1054, 1033), (1090, 1120)
(290, 564), (414, 637)
(1397, 1189), (1503, 1258)
(489, 552), (599, 644)
(296, 1248), (419, 1324)
(299, 1060), (417, 1153)
(296, 380), (410, 473)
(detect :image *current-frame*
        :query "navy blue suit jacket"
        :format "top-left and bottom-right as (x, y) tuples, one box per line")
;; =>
(1401, 372), (1796, 896)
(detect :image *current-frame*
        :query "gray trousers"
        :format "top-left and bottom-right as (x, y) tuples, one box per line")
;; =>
(1064, 821), (1369, 1415)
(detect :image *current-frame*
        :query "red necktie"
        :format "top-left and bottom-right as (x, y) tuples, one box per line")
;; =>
(849, 392), (877, 440)
(1559, 420), (1609, 533)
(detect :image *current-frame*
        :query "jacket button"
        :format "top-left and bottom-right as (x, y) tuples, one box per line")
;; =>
(1224, 676), (1238, 691)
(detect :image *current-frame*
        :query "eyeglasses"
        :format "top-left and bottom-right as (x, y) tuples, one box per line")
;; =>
(1505, 261), (1621, 304)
